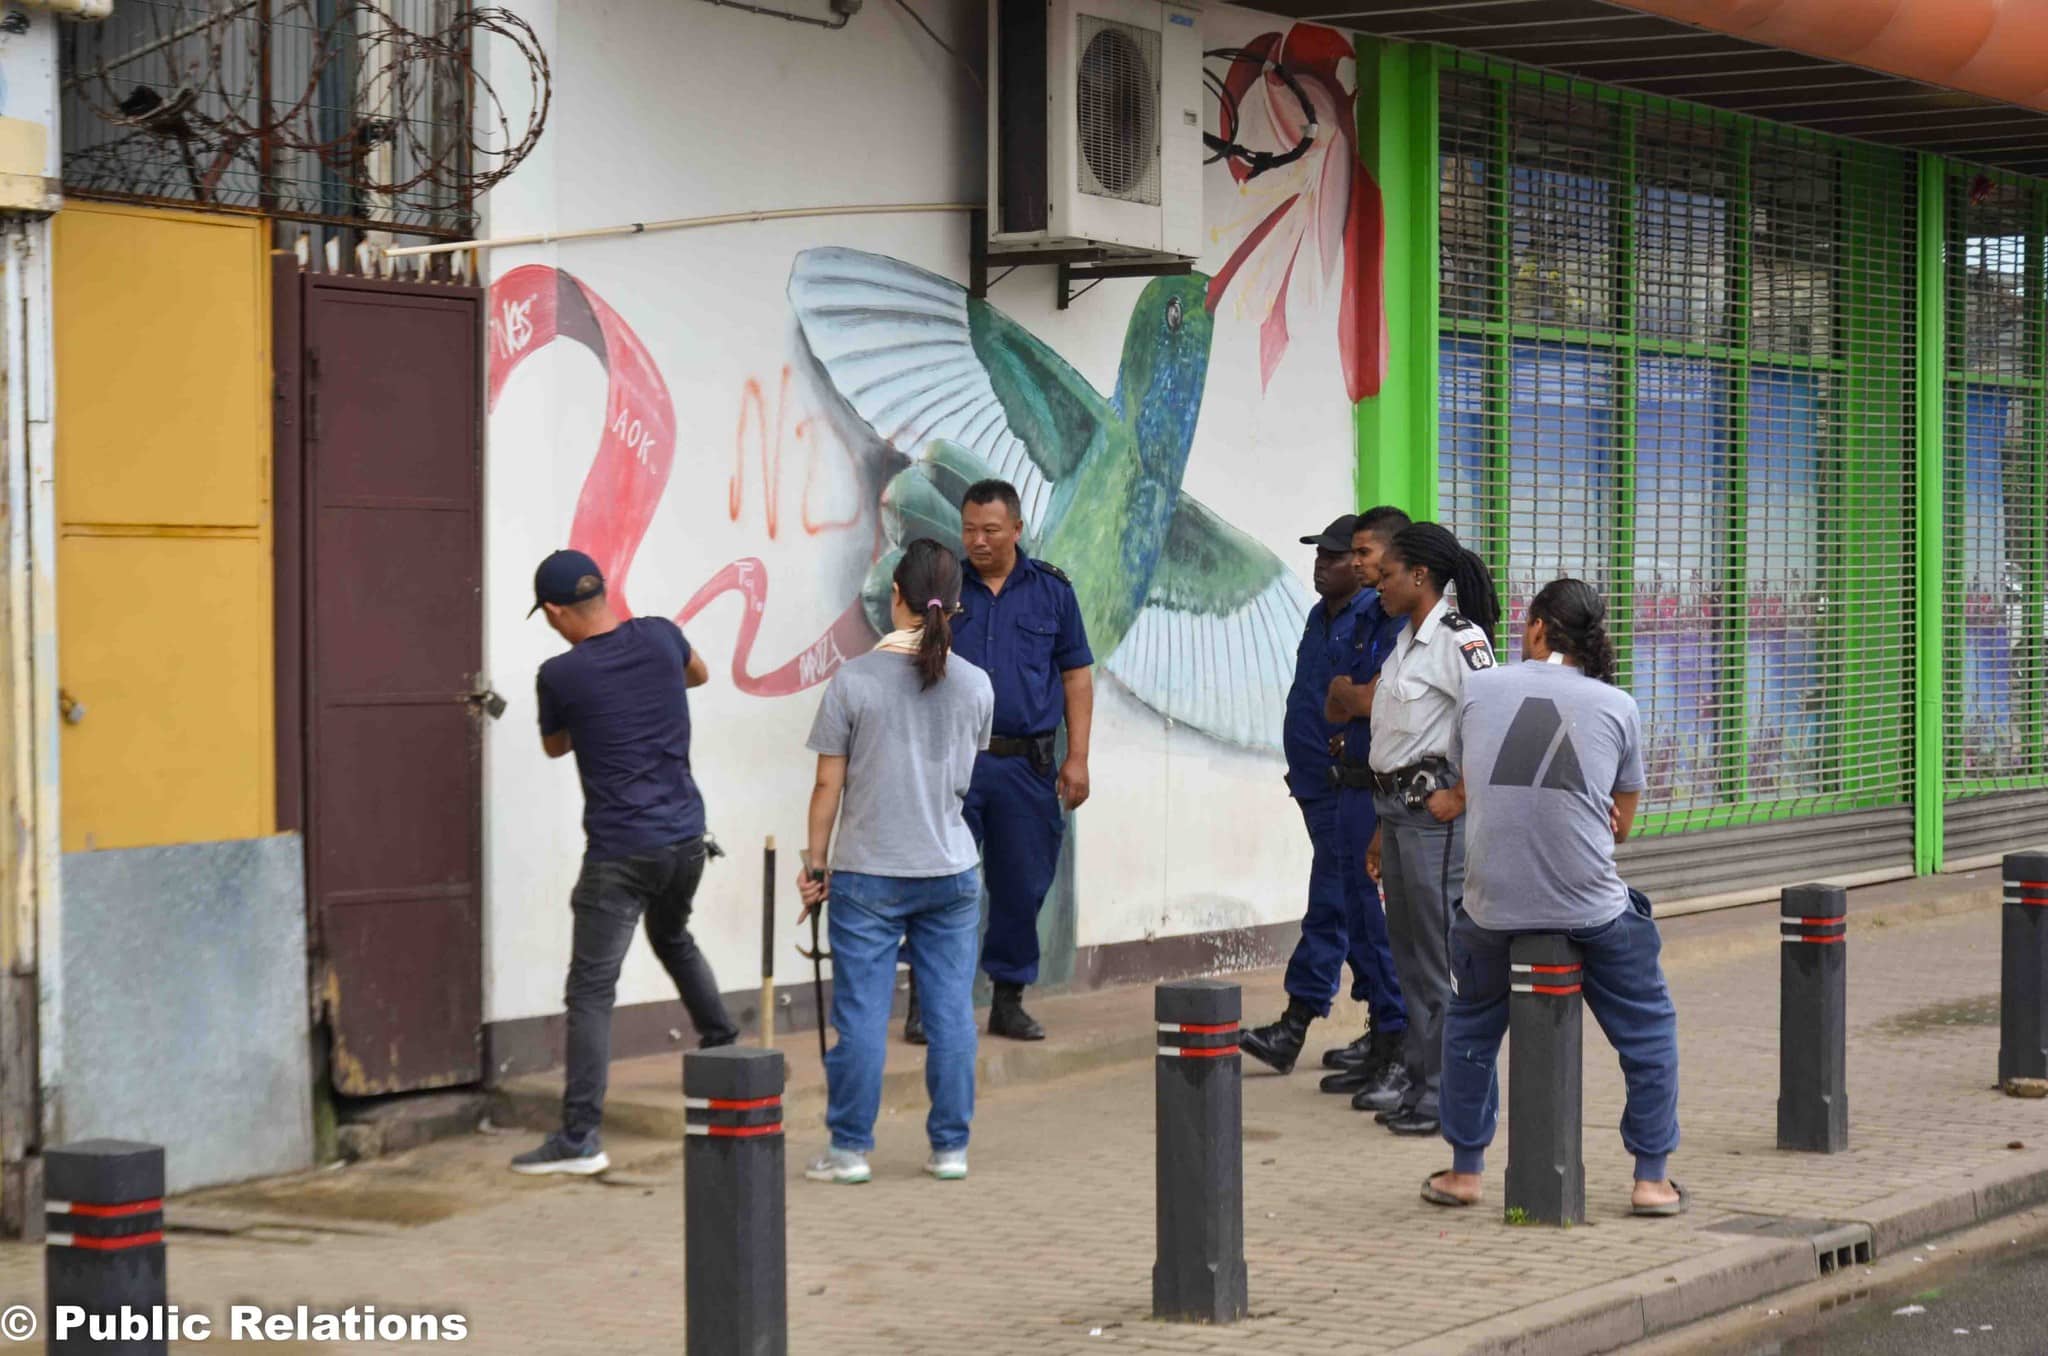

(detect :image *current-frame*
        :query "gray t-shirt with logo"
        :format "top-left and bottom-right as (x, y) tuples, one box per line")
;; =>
(806, 650), (994, 878)
(1455, 660), (1646, 931)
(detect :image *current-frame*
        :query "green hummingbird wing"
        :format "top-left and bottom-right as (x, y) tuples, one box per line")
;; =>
(1104, 492), (1311, 751)
(788, 248), (1107, 534)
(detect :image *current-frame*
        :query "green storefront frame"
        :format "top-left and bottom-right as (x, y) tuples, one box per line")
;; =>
(1353, 38), (2007, 866)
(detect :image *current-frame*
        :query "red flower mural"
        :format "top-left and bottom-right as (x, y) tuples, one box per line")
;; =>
(1204, 26), (1385, 402)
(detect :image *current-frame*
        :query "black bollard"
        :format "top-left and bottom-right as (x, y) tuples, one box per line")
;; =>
(1153, 979), (1247, 1325)
(683, 1047), (786, 1356)
(1505, 935), (1585, 1227)
(2001, 851), (2048, 1085)
(1779, 883), (1849, 1152)
(44, 1139), (167, 1355)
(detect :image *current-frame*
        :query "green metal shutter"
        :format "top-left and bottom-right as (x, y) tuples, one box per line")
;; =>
(1943, 176), (2048, 865)
(1438, 59), (1918, 905)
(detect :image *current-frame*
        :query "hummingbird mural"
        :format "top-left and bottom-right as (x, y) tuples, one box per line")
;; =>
(789, 247), (1311, 750)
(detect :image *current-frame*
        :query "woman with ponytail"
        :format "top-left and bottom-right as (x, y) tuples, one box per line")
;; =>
(1353, 522), (1500, 1137)
(1420, 577), (1685, 1219)
(797, 538), (995, 1185)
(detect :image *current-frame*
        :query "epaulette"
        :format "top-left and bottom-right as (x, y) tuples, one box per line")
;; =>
(1036, 560), (1073, 585)
(1443, 609), (1479, 632)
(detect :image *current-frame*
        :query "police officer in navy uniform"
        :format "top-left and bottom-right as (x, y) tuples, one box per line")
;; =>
(1316, 506), (1414, 1108)
(1242, 515), (1405, 1075)
(910, 478), (1093, 1042)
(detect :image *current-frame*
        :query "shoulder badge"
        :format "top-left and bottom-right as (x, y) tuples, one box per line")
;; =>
(1036, 560), (1073, 585)
(1458, 635), (1496, 672)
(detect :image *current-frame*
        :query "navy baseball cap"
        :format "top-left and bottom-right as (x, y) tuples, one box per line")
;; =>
(1300, 514), (1359, 553)
(528, 549), (605, 616)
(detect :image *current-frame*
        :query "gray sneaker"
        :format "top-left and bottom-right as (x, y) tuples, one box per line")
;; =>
(510, 1133), (609, 1177)
(923, 1148), (968, 1181)
(803, 1146), (871, 1184)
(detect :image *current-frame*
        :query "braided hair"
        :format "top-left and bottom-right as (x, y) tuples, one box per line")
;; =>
(1384, 523), (1501, 643)
(893, 538), (963, 690)
(1528, 578), (1618, 684)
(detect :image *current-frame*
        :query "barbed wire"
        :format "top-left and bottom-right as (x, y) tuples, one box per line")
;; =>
(64, 2), (549, 214)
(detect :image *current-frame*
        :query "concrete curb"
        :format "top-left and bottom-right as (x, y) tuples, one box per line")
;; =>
(1392, 1152), (2048, 1356)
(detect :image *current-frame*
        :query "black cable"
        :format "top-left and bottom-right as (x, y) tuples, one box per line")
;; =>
(1202, 45), (1316, 179)
(891, 0), (984, 93)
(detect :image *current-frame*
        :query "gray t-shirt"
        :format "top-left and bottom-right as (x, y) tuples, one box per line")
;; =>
(1456, 660), (1646, 931)
(806, 650), (994, 878)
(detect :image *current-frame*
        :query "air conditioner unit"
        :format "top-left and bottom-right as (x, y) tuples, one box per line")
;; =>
(988, 0), (1203, 264)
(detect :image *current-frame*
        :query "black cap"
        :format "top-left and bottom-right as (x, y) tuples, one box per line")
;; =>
(1300, 514), (1359, 553)
(529, 548), (605, 616)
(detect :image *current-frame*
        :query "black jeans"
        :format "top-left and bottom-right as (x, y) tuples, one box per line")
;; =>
(562, 838), (737, 1143)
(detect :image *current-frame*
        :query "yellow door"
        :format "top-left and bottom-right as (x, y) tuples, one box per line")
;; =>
(53, 203), (273, 852)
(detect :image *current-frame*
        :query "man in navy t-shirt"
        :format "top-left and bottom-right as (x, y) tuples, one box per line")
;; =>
(510, 549), (738, 1177)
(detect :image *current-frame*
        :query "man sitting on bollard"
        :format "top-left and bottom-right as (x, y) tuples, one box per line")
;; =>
(1421, 579), (1684, 1216)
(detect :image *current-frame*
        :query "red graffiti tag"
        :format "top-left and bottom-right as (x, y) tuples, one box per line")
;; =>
(487, 265), (876, 696)
(730, 366), (865, 540)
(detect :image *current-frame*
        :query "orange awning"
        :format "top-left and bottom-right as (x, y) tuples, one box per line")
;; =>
(1612, 1), (2048, 114)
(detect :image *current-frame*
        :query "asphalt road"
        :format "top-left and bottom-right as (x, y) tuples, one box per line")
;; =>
(1720, 1237), (2048, 1355)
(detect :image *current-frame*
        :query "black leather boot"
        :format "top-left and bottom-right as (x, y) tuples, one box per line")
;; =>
(988, 982), (1046, 1041)
(1320, 1029), (1373, 1070)
(1240, 999), (1316, 1074)
(903, 973), (926, 1046)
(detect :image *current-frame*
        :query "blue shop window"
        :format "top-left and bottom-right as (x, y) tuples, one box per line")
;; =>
(1959, 386), (2029, 776)
(1746, 370), (1828, 800)
(1634, 358), (1727, 810)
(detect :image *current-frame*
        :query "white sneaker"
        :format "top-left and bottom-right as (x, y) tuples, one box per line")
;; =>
(804, 1147), (871, 1184)
(923, 1148), (968, 1181)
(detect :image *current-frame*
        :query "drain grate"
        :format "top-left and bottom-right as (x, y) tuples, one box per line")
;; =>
(1704, 1214), (1874, 1276)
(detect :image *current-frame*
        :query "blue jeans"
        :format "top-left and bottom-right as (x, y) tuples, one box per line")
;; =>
(1282, 795), (1406, 1031)
(825, 868), (981, 1153)
(1440, 892), (1681, 1181)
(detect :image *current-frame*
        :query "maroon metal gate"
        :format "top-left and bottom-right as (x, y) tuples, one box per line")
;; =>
(278, 269), (485, 1096)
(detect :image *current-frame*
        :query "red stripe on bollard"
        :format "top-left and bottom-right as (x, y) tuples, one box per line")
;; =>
(48, 1231), (164, 1253)
(50, 1199), (162, 1219)
(1175, 1022), (1238, 1034)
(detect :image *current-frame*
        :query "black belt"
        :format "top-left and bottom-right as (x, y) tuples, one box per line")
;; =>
(1369, 758), (1456, 799)
(987, 733), (1057, 770)
(1329, 763), (1375, 791)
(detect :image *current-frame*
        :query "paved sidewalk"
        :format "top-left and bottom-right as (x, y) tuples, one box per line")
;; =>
(3, 869), (2044, 1355)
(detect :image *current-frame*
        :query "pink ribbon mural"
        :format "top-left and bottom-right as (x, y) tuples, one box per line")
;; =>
(487, 264), (873, 697)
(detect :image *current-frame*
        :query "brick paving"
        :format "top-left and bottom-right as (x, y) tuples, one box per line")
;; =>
(2, 879), (2045, 1354)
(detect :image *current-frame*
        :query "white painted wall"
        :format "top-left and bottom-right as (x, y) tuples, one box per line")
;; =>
(480, 0), (1370, 1028)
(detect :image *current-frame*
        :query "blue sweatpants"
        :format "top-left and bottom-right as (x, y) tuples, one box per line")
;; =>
(1281, 795), (1407, 1030)
(962, 752), (1063, 987)
(1440, 895), (1680, 1182)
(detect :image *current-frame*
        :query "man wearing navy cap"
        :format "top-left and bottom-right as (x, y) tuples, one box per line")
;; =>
(510, 549), (738, 1176)
(1242, 515), (1402, 1075)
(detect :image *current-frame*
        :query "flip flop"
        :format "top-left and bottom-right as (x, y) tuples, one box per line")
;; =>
(1632, 1181), (1689, 1217)
(1421, 1173), (1476, 1208)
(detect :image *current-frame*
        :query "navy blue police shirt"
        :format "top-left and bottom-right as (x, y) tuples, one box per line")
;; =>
(1284, 588), (1373, 800)
(536, 616), (707, 861)
(1341, 589), (1407, 770)
(952, 551), (1093, 738)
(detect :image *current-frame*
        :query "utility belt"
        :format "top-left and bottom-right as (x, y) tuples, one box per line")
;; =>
(987, 732), (1058, 776)
(1325, 732), (1376, 791)
(1362, 756), (1458, 810)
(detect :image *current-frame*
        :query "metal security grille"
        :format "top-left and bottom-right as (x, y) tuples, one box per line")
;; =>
(1439, 60), (1919, 854)
(1075, 15), (1161, 206)
(1943, 176), (2048, 838)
